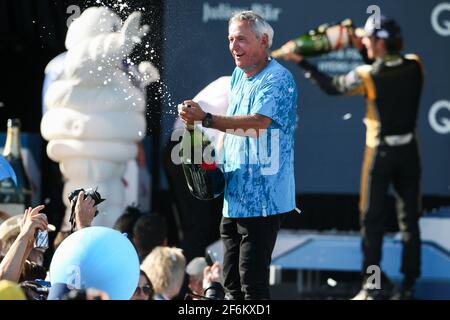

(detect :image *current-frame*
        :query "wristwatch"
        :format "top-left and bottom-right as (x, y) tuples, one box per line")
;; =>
(202, 112), (213, 128)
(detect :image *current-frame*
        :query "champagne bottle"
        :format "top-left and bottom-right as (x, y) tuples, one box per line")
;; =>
(179, 105), (224, 200)
(271, 19), (354, 58)
(0, 119), (32, 218)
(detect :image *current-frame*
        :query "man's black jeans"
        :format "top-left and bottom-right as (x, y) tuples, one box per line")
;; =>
(220, 214), (282, 300)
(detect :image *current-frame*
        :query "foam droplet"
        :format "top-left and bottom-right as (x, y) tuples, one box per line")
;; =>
(342, 113), (352, 120)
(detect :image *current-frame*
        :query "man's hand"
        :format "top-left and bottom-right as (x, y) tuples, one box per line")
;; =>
(281, 41), (303, 63)
(349, 28), (364, 50)
(178, 100), (206, 126)
(74, 191), (96, 230)
(20, 205), (48, 243)
(203, 262), (223, 289)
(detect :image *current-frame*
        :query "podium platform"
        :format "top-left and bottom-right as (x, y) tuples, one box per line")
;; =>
(207, 209), (450, 299)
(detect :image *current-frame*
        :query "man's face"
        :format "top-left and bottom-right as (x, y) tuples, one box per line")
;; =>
(28, 248), (45, 266)
(228, 20), (268, 74)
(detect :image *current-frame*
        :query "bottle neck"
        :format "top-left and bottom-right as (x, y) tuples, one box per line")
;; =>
(3, 126), (22, 158)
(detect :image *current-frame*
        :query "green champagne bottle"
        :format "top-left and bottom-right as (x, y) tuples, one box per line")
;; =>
(179, 108), (224, 201)
(0, 119), (32, 219)
(271, 19), (354, 58)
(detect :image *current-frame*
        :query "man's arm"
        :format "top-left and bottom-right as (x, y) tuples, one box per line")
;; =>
(210, 113), (272, 135)
(179, 100), (272, 137)
(298, 60), (365, 96)
(280, 41), (366, 96)
(74, 191), (97, 230)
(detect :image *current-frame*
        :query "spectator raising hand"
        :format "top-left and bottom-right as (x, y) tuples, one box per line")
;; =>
(1, 205), (47, 282)
(74, 191), (97, 230)
(203, 262), (223, 290)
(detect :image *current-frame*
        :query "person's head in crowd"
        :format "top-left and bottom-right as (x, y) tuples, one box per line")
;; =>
(0, 280), (26, 300)
(113, 205), (142, 241)
(186, 257), (207, 296)
(28, 248), (45, 267)
(131, 270), (153, 300)
(133, 213), (167, 262)
(0, 215), (22, 257)
(141, 246), (185, 300)
(20, 260), (47, 282)
(60, 288), (110, 300)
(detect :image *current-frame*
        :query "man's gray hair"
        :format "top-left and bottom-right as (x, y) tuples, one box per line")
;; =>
(229, 11), (274, 50)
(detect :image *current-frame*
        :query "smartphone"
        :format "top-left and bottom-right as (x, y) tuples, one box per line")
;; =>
(34, 279), (51, 288)
(205, 250), (217, 266)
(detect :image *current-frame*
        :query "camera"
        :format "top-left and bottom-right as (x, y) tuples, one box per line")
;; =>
(203, 282), (225, 300)
(68, 187), (105, 208)
(185, 281), (225, 300)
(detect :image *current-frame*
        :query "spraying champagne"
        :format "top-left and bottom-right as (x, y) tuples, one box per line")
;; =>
(271, 19), (360, 58)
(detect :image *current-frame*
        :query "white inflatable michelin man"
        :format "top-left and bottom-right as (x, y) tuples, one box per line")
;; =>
(41, 7), (159, 228)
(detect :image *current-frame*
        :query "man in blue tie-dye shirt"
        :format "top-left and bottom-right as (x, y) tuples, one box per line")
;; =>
(179, 10), (298, 299)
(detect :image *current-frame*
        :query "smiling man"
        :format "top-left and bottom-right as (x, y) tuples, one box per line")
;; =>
(179, 11), (298, 300)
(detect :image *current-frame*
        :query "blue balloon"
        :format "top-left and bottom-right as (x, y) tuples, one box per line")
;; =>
(49, 226), (139, 300)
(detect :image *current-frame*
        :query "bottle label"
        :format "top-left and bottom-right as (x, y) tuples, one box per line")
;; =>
(326, 24), (350, 50)
(0, 155), (32, 208)
(0, 178), (27, 203)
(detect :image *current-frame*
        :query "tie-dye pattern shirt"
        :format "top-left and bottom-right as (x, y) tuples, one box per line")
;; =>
(222, 59), (298, 218)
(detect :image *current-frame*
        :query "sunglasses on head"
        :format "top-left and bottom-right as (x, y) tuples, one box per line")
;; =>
(135, 284), (152, 295)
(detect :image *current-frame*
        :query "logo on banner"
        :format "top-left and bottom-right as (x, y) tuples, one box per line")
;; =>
(203, 2), (282, 23)
(316, 49), (363, 75)
(429, 100), (450, 134)
(431, 3), (450, 36)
